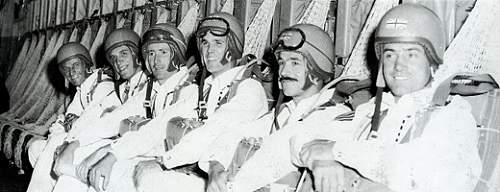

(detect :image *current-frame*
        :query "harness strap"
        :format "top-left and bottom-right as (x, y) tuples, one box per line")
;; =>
(144, 78), (154, 119)
(197, 68), (208, 121)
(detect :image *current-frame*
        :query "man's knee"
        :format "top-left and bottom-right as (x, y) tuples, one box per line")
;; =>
(133, 162), (164, 190)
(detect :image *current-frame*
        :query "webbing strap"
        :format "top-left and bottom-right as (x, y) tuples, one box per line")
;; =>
(369, 87), (384, 139)
(197, 68), (208, 121)
(144, 78), (154, 119)
(432, 73), (499, 106)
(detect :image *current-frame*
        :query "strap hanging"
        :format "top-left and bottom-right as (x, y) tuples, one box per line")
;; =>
(144, 77), (154, 119)
(197, 67), (208, 121)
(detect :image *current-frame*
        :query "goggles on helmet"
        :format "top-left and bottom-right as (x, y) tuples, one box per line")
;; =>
(273, 28), (306, 51)
(196, 17), (230, 38)
(273, 28), (335, 68)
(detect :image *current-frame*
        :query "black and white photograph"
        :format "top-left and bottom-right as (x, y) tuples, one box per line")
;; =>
(0, 0), (499, 191)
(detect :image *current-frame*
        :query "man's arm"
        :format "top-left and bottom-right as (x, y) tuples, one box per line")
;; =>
(230, 105), (351, 192)
(75, 88), (148, 146)
(162, 79), (268, 169)
(109, 85), (199, 160)
(198, 114), (275, 172)
(300, 97), (483, 192)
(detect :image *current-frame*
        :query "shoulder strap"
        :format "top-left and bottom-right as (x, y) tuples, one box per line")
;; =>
(115, 81), (122, 103)
(86, 69), (113, 103)
(432, 73), (499, 106)
(219, 56), (265, 106)
(144, 78), (154, 119)
(401, 73), (499, 142)
(170, 64), (200, 105)
(197, 67), (208, 121)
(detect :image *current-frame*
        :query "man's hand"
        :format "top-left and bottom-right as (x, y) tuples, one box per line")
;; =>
(299, 139), (336, 168)
(76, 145), (111, 183)
(53, 141), (80, 177)
(88, 153), (117, 192)
(207, 161), (229, 192)
(310, 160), (345, 192)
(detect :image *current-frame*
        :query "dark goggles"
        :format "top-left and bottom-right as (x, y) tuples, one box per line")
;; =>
(196, 17), (230, 38)
(273, 27), (335, 69)
(273, 28), (306, 52)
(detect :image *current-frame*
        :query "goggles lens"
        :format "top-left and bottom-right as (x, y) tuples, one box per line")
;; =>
(196, 17), (230, 37)
(273, 28), (305, 52)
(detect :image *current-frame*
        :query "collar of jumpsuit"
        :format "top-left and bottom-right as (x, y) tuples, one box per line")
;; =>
(277, 88), (336, 127)
(121, 70), (147, 100)
(75, 69), (101, 104)
(357, 85), (436, 142)
(150, 66), (190, 115)
(202, 65), (245, 116)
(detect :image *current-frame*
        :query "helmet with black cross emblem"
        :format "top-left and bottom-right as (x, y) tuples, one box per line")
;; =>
(375, 3), (446, 66)
(374, 3), (446, 88)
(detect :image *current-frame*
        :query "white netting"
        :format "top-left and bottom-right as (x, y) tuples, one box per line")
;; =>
(297, 0), (331, 29)
(156, 6), (171, 24)
(338, 0), (398, 81)
(178, 3), (199, 41)
(68, 27), (79, 42)
(116, 15), (127, 28)
(433, 0), (500, 84)
(220, 0), (234, 15)
(81, 25), (93, 49)
(90, 20), (109, 66)
(242, 0), (278, 59)
(133, 12), (144, 35)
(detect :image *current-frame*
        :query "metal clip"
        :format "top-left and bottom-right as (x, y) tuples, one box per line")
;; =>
(143, 100), (152, 108)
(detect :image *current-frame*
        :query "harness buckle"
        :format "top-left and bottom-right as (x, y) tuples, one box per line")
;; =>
(143, 100), (152, 108)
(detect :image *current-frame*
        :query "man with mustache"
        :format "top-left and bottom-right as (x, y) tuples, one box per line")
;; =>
(106, 13), (268, 192)
(293, 4), (482, 192)
(49, 23), (196, 192)
(26, 42), (115, 192)
(201, 23), (355, 192)
(44, 28), (148, 191)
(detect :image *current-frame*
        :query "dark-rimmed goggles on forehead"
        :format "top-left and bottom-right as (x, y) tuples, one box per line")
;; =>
(196, 17), (230, 38)
(273, 28), (306, 51)
(273, 27), (334, 68)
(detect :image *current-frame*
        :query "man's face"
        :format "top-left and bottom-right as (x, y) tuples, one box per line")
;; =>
(200, 33), (233, 75)
(108, 45), (139, 80)
(59, 58), (88, 86)
(382, 43), (432, 96)
(277, 51), (309, 98)
(145, 43), (177, 83)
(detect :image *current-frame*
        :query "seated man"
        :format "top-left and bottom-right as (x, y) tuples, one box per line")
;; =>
(26, 42), (114, 192)
(28, 28), (147, 192)
(91, 13), (268, 192)
(201, 24), (355, 192)
(50, 23), (196, 192)
(293, 4), (482, 192)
